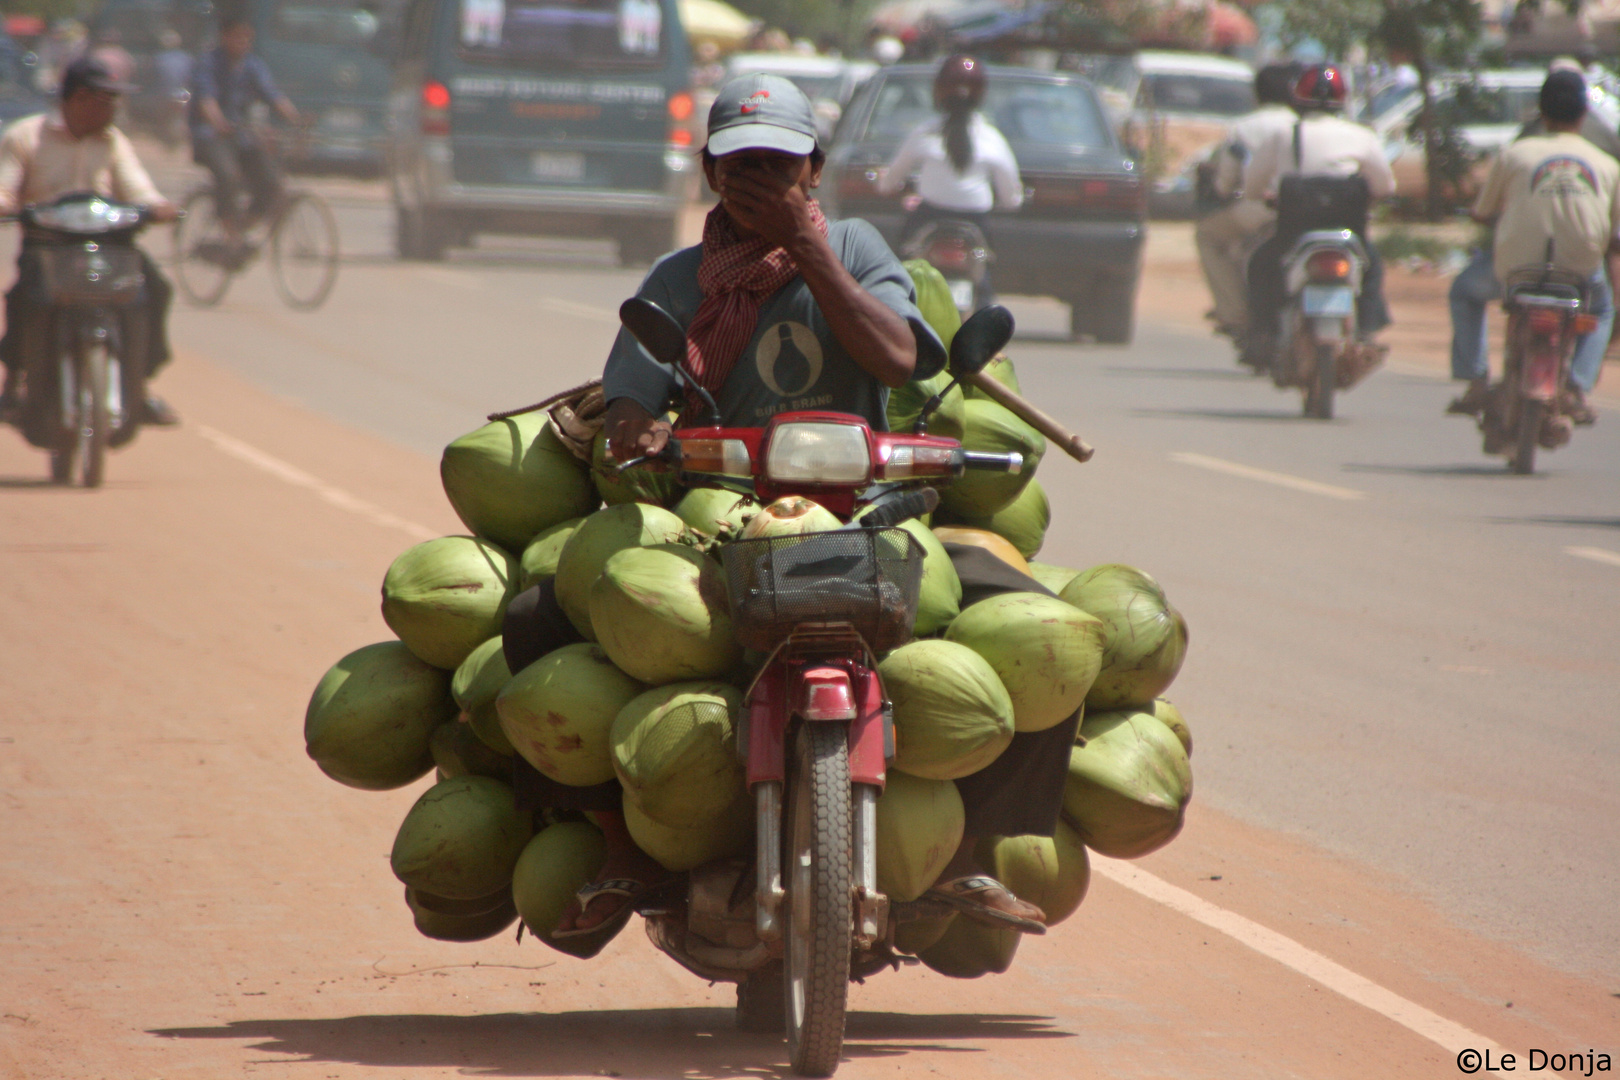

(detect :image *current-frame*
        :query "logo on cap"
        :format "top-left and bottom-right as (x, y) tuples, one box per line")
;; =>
(740, 90), (770, 115)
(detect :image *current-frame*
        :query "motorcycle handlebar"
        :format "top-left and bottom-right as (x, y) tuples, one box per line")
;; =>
(962, 450), (1024, 473)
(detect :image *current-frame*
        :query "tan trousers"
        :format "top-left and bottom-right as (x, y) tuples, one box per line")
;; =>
(1195, 199), (1276, 332)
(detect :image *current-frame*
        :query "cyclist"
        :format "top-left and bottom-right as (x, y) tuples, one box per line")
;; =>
(188, 13), (300, 249)
(0, 57), (181, 425)
(508, 76), (1065, 944)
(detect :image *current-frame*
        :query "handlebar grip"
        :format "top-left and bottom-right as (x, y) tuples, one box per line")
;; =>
(965, 370), (1094, 463)
(962, 451), (1024, 474)
(858, 486), (939, 529)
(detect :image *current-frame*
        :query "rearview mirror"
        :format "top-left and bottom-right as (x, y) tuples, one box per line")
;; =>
(618, 297), (721, 426)
(948, 305), (1015, 378)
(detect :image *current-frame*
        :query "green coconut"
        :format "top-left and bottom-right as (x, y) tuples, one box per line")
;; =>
(964, 354), (1022, 398)
(304, 641), (453, 791)
(623, 794), (754, 871)
(404, 886), (518, 942)
(894, 913), (957, 955)
(904, 258), (963, 353)
(975, 819), (1090, 927)
(850, 507), (961, 637)
(519, 517), (586, 592)
(1060, 564), (1189, 709)
(440, 412), (598, 554)
(511, 820), (612, 956)
(450, 636), (516, 755)
(674, 487), (757, 539)
(1063, 709), (1192, 859)
(496, 642), (646, 787)
(1152, 698), (1192, 757)
(590, 544), (742, 685)
(887, 366), (966, 442)
(936, 400), (1044, 519)
(918, 915), (1020, 978)
(738, 495), (841, 539)
(382, 536), (519, 670)
(429, 720), (513, 781)
(390, 775), (534, 900)
(876, 771), (964, 902)
(590, 429), (684, 508)
(934, 478), (1049, 560)
(553, 502), (691, 641)
(611, 681), (746, 828)
(945, 592), (1105, 732)
(879, 640), (1014, 780)
(1028, 561), (1082, 596)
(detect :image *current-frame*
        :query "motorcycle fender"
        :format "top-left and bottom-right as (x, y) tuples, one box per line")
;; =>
(745, 664), (788, 787)
(1311, 316), (1346, 343)
(846, 665), (888, 789)
(1521, 346), (1562, 401)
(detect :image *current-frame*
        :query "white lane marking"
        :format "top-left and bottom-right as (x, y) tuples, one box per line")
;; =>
(1567, 545), (1620, 567)
(1170, 451), (1367, 501)
(1091, 858), (1502, 1057)
(540, 296), (620, 324)
(196, 425), (438, 543)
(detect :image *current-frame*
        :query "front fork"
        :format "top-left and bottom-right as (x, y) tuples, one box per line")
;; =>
(748, 654), (891, 947)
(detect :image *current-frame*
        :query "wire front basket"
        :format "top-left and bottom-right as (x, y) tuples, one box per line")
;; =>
(720, 527), (926, 654)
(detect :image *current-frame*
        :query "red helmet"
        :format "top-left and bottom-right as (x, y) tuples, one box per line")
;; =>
(934, 54), (987, 110)
(1293, 64), (1348, 111)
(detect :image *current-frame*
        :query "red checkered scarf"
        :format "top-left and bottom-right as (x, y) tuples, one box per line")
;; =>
(682, 201), (829, 415)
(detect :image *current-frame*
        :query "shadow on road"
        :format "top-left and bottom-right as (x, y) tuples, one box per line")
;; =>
(1486, 514), (1620, 529)
(150, 1008), (1068, 1078)
(1341, 462), (1531, 478)
(1131, 406), (1318, 422)
(1106, 366), (1256, 381)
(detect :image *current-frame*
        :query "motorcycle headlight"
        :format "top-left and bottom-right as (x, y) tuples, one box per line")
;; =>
(31, 198), (140, 233)
(764, 421), (872, 485)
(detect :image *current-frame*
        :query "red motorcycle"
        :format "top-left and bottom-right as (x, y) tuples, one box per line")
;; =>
(1480, 263), (1598, 474)
(615, 299), (1032, 1076)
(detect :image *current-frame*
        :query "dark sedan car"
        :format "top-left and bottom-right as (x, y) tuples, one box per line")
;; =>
(822, 64), (1145, 343)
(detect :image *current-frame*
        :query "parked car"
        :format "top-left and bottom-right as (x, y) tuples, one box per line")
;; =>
(1371, 69), (1620, 206)
(388, 0), (694, 263)
(824, 63), (1146, 343)
(1111, 50), (1255, 216)
(721, 52), (875, 143)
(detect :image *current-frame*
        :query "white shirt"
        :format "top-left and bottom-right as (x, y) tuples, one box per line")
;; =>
(1243, 113), (1397, 202)
(0, 112), (164, 216)
(879, 112), (1024, 214)
(1214, 103), (1297, 200)
(1474, 131), (1620, 280)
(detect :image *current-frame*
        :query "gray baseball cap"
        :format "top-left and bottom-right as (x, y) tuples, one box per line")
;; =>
(706, 74), (818, 156)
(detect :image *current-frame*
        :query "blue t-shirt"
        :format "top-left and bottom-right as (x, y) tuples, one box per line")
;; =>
(602, 217), (945, 430)
(189, 49), (281, 141)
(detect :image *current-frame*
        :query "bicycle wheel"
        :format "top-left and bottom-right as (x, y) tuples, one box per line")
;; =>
(270, 192), (339, 310)
(783, 722), (852, 1078)
(78, 341), (109, 488)
(173, 190), (235, 307)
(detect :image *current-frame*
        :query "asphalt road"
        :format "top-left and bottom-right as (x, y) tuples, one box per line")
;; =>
(2, 180), (1616, 1078)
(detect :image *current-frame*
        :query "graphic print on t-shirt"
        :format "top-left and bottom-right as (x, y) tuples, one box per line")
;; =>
(754, 320), (826, 400)
(1530, 156), (1600, 199)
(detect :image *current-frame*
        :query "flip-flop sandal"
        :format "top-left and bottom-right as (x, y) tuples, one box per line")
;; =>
(924, 875), (1047, 935)
(551, 878), (644, 940)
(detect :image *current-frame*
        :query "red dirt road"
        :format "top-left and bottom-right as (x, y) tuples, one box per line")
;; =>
(1, 352), (1614, 1080)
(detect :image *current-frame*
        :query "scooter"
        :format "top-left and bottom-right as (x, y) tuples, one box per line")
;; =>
(1268, 228), (1383, 419)
(610, 299), (1048, 1076)
(903, 216), (992, 318)
(1479, 262), (1597, 474)
(5, 192), (156, 487)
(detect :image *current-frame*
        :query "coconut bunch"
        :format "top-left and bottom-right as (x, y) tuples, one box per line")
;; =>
(301, 382), (1194, 961)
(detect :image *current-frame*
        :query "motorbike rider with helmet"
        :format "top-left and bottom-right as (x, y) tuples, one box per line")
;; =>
(1240, 63), (1397, 368)
(0, 56), (181, 426)
(502, 75), (1066, 944)
(1445, 68), (1619, 425)
(877, 54), (1024, 298)
(1196, 61), (1301, 342)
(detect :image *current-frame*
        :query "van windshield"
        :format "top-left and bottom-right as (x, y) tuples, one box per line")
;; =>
(457, 0), (665, 68)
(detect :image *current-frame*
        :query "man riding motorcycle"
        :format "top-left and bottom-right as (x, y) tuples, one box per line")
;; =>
(189, 14), (301, 246)
(1446, 68), (1619, 424)
(0, 56), (181, 425)
(1195, 61), (1300, 341)
(1241, 64), (1396, 368)
(502, 75), (1069, 945)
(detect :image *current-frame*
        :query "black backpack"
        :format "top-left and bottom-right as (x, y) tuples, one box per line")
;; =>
(1275, 120), (1371, 242)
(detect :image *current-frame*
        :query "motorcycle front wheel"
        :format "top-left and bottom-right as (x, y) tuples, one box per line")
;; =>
(1510, 397), (1542, 475)
(76, 340), (109, 488)
(783, 722), (853, 1077)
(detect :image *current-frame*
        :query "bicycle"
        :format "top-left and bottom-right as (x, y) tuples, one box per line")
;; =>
(171, 129), (339, 311)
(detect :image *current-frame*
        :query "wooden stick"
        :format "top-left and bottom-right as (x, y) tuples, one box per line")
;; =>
(965, 370), (1095, 463)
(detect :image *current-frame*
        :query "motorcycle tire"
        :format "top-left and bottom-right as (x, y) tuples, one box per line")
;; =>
(1510, 397), (1542, 475)
(78, 341), (109, 488)
(783, 722), (853, 1077)
(1305, 343), (1336, 420)
(49, 353), (77, 485)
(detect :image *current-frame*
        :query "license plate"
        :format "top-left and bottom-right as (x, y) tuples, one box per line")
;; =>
(531, 151), (585, 182)
(948, 279), (974, 310)
(1302, 284), (1354, 317)
(323, 107), (365, 132)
